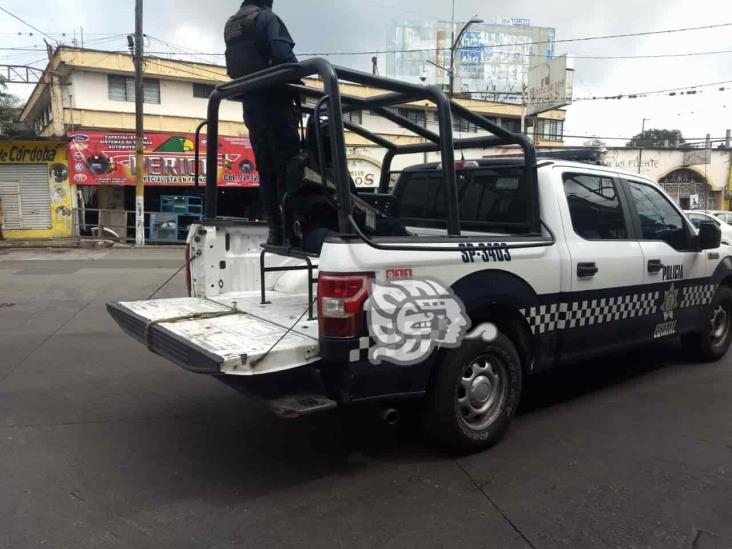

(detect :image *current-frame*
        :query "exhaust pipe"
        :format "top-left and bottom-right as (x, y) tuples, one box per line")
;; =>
(380, 407), (400, 425)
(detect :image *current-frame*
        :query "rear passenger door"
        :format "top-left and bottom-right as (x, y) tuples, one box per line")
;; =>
(558, 171), (647, 360)
(621, 179), (711, 340)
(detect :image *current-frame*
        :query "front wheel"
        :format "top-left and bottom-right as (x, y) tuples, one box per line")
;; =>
(423, 331), (522, 452)
(681, 285), (732, 362)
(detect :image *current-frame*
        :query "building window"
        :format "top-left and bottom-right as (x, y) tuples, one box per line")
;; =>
(397, 107), (426, 126)
(498, 117), (521, 133)
(343, 110), (362, 125)
(108, 75), (161, 104)
(452, 116), (478, 133)
(536, 119), (564, 141)
(193, 83), (215, 99)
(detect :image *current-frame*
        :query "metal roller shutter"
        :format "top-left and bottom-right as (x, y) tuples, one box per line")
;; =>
(0, 164), (52, 230)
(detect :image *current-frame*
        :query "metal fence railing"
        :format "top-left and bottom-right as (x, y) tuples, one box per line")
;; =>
(73, 208), (258, 244)
(73, 207), (199, 244)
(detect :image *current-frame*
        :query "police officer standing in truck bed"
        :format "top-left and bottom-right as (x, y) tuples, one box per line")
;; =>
(224, 0), (300, 245)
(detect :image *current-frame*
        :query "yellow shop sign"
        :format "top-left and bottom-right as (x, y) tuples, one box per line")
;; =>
(0, 142), (64, 164)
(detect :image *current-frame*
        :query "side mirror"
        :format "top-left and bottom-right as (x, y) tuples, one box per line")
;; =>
(697, 221), (721, 251)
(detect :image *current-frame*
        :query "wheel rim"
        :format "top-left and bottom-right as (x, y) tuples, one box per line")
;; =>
(709, 305), (729, 344)
(457, 355), (508, 431)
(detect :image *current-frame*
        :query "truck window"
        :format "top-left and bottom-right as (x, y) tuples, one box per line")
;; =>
(626, 181), (688, 250)
(396, 167), (528, 233)
(563, 173), (628, 240)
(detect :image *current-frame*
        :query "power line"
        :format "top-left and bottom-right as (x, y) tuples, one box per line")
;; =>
(146, 35), (220, 67)
(569, 49), (732, 60)
(101, 22), (732, 60)
(462, 78), (732, 101)
(0, 5), (59, 44)
(141, 47), (732, 62)
(298, 21), (732, 56)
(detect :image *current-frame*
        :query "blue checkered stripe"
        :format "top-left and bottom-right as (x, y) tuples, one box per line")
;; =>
(522, 283), (717, 336)
(680, 283), (715, 308)
(521, 291), (659, 335)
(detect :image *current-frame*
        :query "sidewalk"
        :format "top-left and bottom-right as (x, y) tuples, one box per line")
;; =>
(0, 237), (115, 249)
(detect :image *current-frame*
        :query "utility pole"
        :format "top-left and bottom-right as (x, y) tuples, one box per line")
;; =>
(134, 0), (145, 247)
(449, 0), (455, 97)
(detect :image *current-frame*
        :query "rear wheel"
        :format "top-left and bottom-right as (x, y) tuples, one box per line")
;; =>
(681, 285), (732, 362)
(423, 331), (522, 452)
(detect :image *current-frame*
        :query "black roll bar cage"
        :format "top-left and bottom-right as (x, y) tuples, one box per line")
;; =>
(203, 58), (541, 240)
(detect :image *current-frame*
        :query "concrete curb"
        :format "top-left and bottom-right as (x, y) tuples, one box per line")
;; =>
(0, 238), (115, 249)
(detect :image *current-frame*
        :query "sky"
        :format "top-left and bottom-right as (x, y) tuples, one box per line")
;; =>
(1, 0), (731, 145)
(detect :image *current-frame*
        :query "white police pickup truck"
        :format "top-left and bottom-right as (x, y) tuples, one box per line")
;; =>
(107, 61), (731, 451)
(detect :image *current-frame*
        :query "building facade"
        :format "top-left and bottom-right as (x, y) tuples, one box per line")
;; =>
(17, 47), (567, 239)
(602, 147), (732, 210)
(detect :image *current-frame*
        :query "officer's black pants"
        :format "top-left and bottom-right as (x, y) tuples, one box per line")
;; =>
(244, 103), (300, 231)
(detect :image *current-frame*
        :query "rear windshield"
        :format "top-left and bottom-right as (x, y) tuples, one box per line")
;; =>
(394, 167), (531, 234)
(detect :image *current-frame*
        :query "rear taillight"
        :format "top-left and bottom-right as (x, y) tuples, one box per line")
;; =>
(184, 244), (192, 296)
(318, 273), (373, 338)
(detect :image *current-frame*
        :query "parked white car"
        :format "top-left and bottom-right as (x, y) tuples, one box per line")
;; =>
(708, 211), (732, 225)
(685, 211), (732, 245)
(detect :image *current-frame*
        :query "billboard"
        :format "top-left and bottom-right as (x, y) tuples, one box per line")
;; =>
(67, 131), (259, 187)
(527, 55), (574, 116)
(387, 20), (555, 102)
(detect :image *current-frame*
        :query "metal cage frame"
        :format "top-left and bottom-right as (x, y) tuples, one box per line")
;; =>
(202, 58), (541, 241)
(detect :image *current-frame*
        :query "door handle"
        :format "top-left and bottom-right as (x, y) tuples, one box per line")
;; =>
(577, 262), (599, 278)
(647, 259), (663, 273)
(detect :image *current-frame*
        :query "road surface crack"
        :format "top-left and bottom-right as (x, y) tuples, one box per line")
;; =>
(454, 460), (538, 549)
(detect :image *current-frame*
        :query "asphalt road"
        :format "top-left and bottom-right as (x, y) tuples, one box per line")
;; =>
(1, 247), (731, 549)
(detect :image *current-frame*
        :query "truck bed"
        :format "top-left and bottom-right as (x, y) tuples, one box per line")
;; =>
(107, 291), (320, 376)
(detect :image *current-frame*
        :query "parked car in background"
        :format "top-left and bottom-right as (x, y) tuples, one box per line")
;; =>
(685, 211), (732, 245)
(708, 211), (732, 225)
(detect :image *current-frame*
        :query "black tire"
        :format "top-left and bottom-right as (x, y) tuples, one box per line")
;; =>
(681, 285), (732, 362)
(423, 331), (522, 452)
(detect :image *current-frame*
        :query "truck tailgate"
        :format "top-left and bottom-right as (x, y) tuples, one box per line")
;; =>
(107, 292), (320, 375)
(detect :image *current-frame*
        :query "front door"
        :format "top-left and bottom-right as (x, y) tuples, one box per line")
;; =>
(622, 179), (712, 341)
(558, 171), (646, 361)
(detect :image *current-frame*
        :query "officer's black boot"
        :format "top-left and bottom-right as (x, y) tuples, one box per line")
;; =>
(266, 212), (284, 246)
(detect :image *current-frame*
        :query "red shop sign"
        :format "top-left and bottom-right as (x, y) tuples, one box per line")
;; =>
(67, 131), (259, 187)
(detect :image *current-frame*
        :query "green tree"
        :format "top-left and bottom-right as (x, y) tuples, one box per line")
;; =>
(0, 79), (21, 135)
(626, 128), (684, 148)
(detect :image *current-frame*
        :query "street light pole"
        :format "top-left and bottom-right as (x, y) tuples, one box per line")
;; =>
(448, 16), (484, 97)
(638, 117), (650, 175)
(134, 0), (145, 247)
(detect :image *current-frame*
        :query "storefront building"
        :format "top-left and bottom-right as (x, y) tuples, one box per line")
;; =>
(0, 139), (72, 240)
(68, 130), (260, 241)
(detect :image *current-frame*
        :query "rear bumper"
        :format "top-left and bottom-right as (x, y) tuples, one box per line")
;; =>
(107, 302), (222, 374)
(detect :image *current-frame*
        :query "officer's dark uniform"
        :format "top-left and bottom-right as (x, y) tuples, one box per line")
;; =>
(224, 0), (300, 245)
